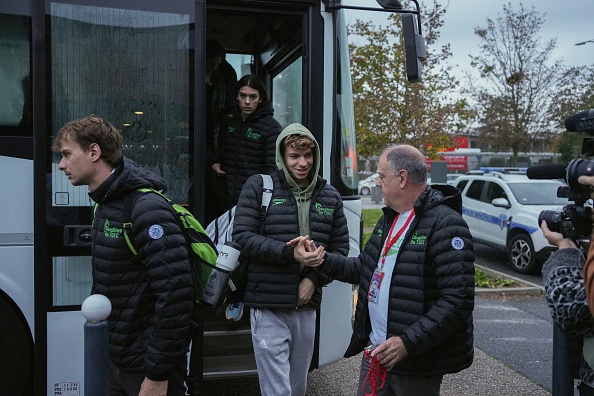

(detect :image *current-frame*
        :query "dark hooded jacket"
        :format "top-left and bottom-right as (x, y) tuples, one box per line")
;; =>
(232, 124), (349, 309)
(214, 101), (282, 205)
(321, 184), (475, 377)
(89, 157), (193, 381)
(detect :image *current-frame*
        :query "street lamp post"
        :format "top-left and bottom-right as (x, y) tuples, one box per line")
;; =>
(575, 39), (594, 46)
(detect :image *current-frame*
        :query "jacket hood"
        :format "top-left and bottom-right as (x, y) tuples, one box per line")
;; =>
(419, 184), (463, 214)
(382, 183), (463, 218)
(275, 123), (321, 192)
(89, 156), (167, 204)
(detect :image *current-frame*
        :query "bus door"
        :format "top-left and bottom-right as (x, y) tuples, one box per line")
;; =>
(204, 1), (354, 374)
(45, 1), (198, 393)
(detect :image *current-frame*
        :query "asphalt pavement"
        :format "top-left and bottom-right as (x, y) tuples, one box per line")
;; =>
(305, 291), (554, 396)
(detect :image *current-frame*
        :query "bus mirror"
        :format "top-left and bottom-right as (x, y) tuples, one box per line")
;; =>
(401, 13), (426, 83)
(376, 0), (403, 9)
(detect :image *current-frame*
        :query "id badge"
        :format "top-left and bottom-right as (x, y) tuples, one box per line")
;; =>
(367, 268), (384, 304)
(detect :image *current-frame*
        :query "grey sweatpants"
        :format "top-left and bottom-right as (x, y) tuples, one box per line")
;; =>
(250, 307), (316, 396)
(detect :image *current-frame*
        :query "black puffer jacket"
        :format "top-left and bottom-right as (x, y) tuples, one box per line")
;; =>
(322, 184), (475, 377)
(215, 102), (282, 204)
(232, 170), (349, 309)
(89, 157), (193, 381)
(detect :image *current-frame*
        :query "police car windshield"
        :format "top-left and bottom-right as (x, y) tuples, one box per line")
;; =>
(508, 182), (571, 205)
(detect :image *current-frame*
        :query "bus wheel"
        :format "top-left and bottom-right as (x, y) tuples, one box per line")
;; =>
(0, 297), (32, 395)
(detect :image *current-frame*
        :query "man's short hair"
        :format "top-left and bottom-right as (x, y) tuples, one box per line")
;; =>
(52, 115), (123, 167)
(384, 145), (427, 185)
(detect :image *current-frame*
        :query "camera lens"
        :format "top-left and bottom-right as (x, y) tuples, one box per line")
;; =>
(567, 159), (594, 193)
(538, 210), (562, 233)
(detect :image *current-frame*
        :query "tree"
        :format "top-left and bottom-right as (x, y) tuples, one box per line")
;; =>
(550, 65), (594, 164)
(348, 1), (473, 161)
(467, 2), (570, 166)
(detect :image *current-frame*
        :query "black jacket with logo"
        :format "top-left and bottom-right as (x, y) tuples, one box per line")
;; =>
(215, 102), (282, 205)
(321, 184), (475, 377)
(232, 170), (349, 309)
(89, 157), (193, 381)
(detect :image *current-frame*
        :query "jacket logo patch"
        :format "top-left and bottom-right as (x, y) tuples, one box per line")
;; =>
(451, 237), (464, 250)
(409, 232), (427, 245)
(103, 219), (122, 239)
(272, 198), (286, 205)
(377, 228), (383, 237)
(315, 203), (335, 216)
(148, 224), (164, 240)
(246, 127), (261, 140)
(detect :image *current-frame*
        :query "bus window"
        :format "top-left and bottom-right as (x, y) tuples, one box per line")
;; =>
(272, 57), (303, 128)
(48, 2), (195, 308)
(336, 10), (357, 190)
(50, 2), (193, 206)
(227, 53), (253, 79)
(0, 12), (31, 136)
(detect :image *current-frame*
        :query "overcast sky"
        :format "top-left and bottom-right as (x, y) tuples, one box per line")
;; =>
(343, 0), (594, 78)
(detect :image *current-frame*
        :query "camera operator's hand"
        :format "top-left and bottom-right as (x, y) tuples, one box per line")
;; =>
(540, 220), (578, 249)
(578, 175), (594, 194)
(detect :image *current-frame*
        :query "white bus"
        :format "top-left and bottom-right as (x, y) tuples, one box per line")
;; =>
(0, 0), (424, 394)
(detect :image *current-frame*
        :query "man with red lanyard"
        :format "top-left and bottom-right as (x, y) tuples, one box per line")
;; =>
(289, 144), (475, 396)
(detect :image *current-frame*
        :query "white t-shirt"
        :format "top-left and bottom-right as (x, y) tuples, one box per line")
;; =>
(369, 210), (414, 347)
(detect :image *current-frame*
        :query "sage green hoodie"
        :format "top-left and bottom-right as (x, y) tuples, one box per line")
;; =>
(275, 123), (321, 241)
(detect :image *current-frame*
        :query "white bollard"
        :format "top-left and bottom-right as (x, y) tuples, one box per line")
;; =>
(82, 294), (111, 396)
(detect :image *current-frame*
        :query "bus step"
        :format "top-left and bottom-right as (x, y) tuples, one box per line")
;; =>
(203, 354), (258, 378)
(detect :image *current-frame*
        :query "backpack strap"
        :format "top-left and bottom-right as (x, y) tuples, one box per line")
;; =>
(122, 188), (164, 256)
(259, 174), (273, 234)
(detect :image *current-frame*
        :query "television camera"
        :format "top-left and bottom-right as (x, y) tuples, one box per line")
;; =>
(527, 109), (594, 241)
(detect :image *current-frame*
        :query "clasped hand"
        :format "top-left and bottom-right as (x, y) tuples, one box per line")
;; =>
(287, 235), (326, 267)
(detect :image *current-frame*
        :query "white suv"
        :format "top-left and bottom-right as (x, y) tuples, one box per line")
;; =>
(452, 171), (570, 274)
(358, 173), (379, 195)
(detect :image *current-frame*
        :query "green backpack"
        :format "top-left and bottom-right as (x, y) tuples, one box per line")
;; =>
(120, 188), (219, 306)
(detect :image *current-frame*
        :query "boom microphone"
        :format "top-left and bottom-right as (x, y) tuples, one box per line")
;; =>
(565, 109), (594, 133)
(526, 164), (567, 180)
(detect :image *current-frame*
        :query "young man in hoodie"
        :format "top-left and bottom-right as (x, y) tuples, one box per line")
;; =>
(52, 115), (193, 396)
(232, 123), (350, 396)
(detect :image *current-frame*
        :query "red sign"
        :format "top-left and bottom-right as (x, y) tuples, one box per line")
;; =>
(425, 137), (469, 171)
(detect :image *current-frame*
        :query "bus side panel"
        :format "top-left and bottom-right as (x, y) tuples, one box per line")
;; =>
(317, 198), (361, 366)
(47, 311), (85, 396)
(0, 156), (35, 332)
(0, 156), (34, 234)
(0, 246), (35, 333)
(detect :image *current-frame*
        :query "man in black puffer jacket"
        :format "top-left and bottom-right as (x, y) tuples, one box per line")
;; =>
(232, 123), (349, 396)
(52, 115), (193, 396)
(292, 144), (475, 396)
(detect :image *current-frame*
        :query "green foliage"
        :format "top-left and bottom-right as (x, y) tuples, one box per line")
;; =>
(475, 267), (516, 288)
(551, 65), (594, 129)
(362, 208), (383, 250)
(558, 131), (585, 164)
(348, 1), (474, 158)
(362, 209), (383, 229)
(362, 231), (372, 248)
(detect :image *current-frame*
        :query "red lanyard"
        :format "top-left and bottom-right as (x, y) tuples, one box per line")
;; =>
(381, 210), (415, 267)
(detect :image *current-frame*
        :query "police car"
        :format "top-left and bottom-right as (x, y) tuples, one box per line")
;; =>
(452, 170), (569, 274)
